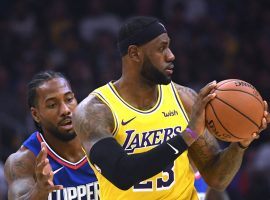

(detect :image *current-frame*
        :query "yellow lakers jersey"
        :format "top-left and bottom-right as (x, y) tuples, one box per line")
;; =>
(91, 82), (198, 200)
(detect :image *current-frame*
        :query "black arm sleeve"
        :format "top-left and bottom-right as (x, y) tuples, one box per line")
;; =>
(89, 134), (188, 190)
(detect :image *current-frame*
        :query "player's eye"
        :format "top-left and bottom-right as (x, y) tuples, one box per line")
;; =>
(159, 46), (165, 51)
(47, 103), (56, 108)
(67, 97), (74, 103)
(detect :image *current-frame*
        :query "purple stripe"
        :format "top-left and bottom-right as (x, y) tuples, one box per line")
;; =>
(171, 83), (189, 123)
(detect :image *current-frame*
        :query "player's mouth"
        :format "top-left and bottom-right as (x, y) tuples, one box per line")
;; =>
(165, 64), (174, 75)
(58, 118), (73, 130)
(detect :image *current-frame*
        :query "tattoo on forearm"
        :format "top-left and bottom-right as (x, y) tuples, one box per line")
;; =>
(190, 132), (220, 165)
(190, 132), (244, 187)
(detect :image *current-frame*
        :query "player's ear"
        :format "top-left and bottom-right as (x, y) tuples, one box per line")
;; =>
(31, 107), (40, 123)
(127, 45), (141, 62)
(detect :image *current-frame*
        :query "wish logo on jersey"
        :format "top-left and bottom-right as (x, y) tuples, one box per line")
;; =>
(122, 126), (182, 153)
(48, 182), (99, 200)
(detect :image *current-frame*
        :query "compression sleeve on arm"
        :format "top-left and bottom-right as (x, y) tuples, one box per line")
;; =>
(89, 135), (188, 190)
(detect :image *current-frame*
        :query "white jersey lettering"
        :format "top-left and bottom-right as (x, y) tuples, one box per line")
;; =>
(48, 182), (99, 200)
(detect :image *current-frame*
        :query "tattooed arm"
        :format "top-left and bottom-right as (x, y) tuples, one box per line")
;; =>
(175, 83), (249, 191)
(72, 85), (217, 190)
(4, 144), (62, 200)
(72, 95), (115, 153)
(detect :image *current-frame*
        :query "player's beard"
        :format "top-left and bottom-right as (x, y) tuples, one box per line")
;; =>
(141, 56), (171, 85)
(42, 123), (77, 142)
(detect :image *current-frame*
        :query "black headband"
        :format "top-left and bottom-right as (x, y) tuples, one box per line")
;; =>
(118, 20), (167, 56)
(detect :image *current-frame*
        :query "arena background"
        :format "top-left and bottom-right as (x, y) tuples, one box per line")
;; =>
(1, 0), (270, 199)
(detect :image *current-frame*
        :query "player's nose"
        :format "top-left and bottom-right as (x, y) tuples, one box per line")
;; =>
(60, 102), (71, 116)
(166, 48), (175, 62)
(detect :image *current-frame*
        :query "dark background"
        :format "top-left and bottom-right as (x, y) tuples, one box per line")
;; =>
(1, 0), (270, 199)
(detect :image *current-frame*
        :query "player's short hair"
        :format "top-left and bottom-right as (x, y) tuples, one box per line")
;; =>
(117, 16), (167, 56)
(27, 70), (69, 108)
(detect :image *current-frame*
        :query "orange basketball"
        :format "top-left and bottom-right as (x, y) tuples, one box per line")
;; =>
(205, 79), (264, 142)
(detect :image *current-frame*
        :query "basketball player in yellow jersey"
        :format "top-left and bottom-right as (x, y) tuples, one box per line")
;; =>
(73, 16), (269, 200)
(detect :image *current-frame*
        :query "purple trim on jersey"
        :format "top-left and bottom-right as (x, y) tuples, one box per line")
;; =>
(170, 83), (189, 123)
(108, 82), (163, 114)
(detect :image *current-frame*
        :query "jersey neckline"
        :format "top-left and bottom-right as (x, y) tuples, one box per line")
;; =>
(108, 81), (163, 114)
(37, 132), (88, 170)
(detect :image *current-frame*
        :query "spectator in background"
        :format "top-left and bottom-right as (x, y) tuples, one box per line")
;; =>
(67, 57), (96, 101)
(79, 0), (121, 43)
(9, 1), (36, 39)
(0, 66), (25, 162)
(245, 143), (270, 200)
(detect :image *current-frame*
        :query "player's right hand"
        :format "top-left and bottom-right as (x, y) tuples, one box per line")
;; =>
(188, 81), (217, 135)
(35, 142), (63, 194)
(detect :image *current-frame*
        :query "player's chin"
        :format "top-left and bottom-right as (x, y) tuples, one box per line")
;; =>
(57, 131), (77, 141)
(161, 75), (172, 85)
(164, 70), (173, 79)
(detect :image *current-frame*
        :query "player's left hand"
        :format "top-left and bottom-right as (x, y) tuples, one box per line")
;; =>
(35, 142), (63, 193)
(239, 100), (269, 148)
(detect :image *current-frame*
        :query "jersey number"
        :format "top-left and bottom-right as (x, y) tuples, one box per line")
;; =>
(133, 162), (175, 191)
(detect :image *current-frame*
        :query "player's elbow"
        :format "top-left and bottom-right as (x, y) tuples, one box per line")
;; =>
(117, 184), (132, 191)
(113, 180), (133, 191)
(101, 163), (136, 190)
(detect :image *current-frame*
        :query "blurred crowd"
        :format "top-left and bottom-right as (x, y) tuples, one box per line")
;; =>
(1, 0), (270, 199)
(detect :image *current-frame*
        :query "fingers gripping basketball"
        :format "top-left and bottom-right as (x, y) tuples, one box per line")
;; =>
(205, 79), (264, 142)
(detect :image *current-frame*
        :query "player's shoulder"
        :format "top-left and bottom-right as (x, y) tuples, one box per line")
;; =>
(76, 93), (112, 117)
(173, 82), (198, 100)
(172, 82), (198, 114)
(4, 146), (35, 182)
(73, 93), (115, 142)
(5, 146), (36, 166)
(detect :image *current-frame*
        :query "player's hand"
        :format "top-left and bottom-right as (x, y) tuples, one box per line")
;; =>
(188, 81), (217, 135)
(35, 142), (63, 194)
(239, 100), (269, 148)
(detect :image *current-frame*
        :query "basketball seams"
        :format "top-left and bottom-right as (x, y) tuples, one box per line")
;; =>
(216, 79), (239, 88)
(215, 89), (263, 108)
(208, 102), (245, 140)
(215, 96), (260, 128)
(206, 79), (263, 142)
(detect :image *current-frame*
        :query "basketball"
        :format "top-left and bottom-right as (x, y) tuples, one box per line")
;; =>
(205, 79), (264, 142)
